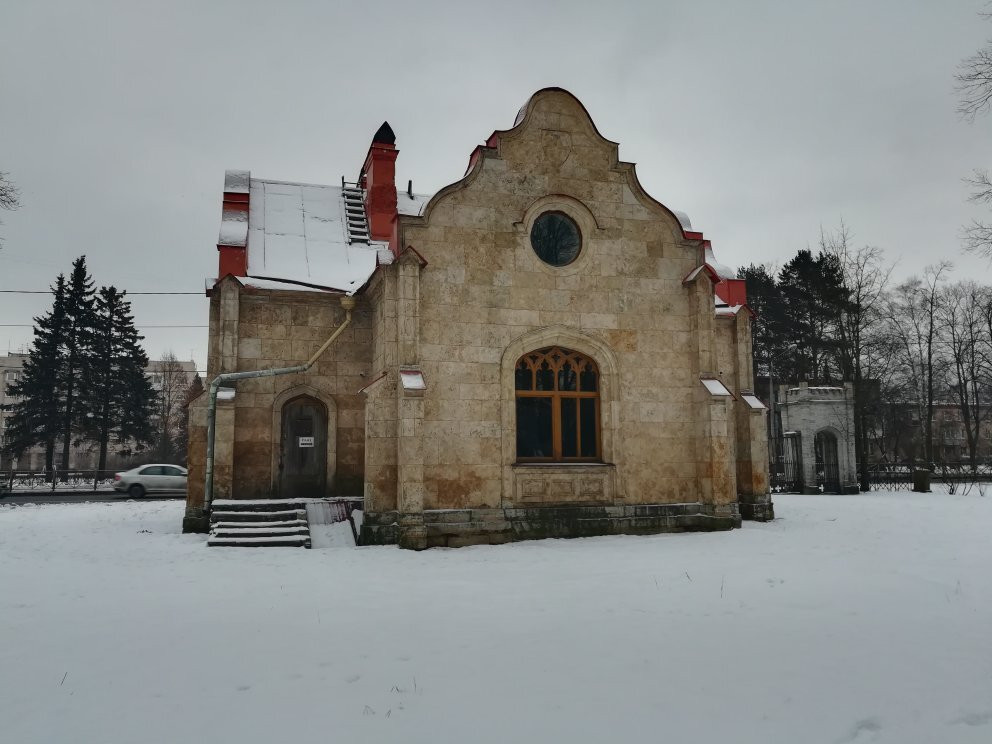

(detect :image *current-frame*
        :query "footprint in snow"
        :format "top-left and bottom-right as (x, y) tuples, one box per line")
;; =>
(346, 674), (361, 683)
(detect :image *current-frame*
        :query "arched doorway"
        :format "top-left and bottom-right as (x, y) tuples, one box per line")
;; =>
(279, 395), (328, 498)
(814, 429), (840, 493)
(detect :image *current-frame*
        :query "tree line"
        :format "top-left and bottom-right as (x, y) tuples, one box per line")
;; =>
(741, 226), (992, 487)
(2, 256), (202, 475)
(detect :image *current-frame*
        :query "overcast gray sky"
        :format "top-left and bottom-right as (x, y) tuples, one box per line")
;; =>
(2, 0), (991, 373)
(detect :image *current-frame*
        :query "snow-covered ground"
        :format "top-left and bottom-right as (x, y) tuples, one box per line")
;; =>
(1, 492), (990, 744)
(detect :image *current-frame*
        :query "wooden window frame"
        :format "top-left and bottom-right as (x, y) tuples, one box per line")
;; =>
(515, 346), (601, 462)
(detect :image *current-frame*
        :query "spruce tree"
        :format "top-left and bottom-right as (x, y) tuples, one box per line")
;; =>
(738, 264), (787, 382)
(2, 274), (68, 475)
(82, 286), (156, 474)
(778, 250), (848, 382)
(57, 256), (97, 470)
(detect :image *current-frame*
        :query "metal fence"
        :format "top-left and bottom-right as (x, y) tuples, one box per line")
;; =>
(769, 434), (804, 493)
(865, 463), (992, 492)
(1, 469), (118, 493)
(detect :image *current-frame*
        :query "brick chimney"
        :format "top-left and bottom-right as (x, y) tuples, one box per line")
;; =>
(217, 170), (249, 277)
(360, 122), (399, 253)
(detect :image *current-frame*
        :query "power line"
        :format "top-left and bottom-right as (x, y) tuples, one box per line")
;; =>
(0, 324), (207, 328)
(0, 290), (203, 295)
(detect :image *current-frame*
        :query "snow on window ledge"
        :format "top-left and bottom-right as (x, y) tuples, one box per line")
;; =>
(700, 378), (734, 398)
(400, 369), (426, 392)
(741, 393), (766, 410)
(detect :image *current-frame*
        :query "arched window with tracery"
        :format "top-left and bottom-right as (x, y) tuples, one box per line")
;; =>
(515, 346), (600, 461)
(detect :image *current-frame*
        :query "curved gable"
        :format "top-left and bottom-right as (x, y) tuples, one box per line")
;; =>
(410, 88), (700, 244)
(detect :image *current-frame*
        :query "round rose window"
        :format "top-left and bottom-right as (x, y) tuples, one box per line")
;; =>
(530, 212), (581, 266)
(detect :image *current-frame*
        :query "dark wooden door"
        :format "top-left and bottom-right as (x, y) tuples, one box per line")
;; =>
(279, 396), (327, 498)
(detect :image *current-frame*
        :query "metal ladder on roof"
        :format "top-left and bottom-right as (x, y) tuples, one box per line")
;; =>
(341, 180), (370, 244)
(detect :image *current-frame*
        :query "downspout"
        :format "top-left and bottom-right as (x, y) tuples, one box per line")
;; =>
(203, 294), (356, 513)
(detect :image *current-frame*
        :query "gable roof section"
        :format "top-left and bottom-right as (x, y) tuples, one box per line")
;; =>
(246, 179), (391, 294)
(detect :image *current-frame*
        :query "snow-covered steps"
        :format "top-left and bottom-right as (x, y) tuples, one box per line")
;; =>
(210, 509), (304, 523)
(207, 535), (310, 548)
(208, 499), (312, 548)
(211, 519), (308, 530)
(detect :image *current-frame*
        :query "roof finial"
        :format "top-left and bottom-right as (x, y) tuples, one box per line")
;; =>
(373, 121), (396, 145)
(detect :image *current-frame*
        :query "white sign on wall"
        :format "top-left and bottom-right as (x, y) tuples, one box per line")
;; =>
(298, 436), (315, 448)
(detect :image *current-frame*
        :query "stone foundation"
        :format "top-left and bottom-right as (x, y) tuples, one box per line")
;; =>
(738, 494), (775, 522)
(361, 502), (742, 548)
(183, 507), (210, 534)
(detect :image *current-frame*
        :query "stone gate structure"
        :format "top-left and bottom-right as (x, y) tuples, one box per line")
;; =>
(183, 87), (774, 548)
(776, 382), (859, 493)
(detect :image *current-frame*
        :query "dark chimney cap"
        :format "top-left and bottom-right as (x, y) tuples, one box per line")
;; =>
(373, 121), (396, 145)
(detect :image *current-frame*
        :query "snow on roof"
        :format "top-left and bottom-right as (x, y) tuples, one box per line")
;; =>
(218, 209), (247, 247)
(224, 170), (250, 194)
(672, 209), (693, 231)
(396, 189), (431, 217)
(239, 277), (341, 294)
(715, 302), (745, 317)
(704, 244), (735, 280)
(247, 179), (387, 295)
(683, 264), (715, 284)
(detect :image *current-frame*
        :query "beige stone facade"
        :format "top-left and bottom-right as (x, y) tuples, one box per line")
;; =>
(184, 88), (773, 546)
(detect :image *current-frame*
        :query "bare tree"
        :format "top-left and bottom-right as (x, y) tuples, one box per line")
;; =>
(824, 223), (892, 489)
(956, 8), (992, 121)
(174, 373), (204, 464)
(0, 170), (20, 246)
(882, 262), (952, 466)
(963, 169), (992, 257)
(956, 9), (992, 256)
(153, 352), (193, 462)
(938, 281), (992, 469)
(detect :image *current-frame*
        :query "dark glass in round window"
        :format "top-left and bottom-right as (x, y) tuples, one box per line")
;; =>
(530, 212), (581, 266)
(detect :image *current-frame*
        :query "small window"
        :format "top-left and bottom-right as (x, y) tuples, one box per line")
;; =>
(141, 466), (163, 476)
(515, 346), (600, 461)
(530, 212), (581, 266)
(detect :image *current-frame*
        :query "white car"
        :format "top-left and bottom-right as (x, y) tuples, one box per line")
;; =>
(114, 464), (188, 498)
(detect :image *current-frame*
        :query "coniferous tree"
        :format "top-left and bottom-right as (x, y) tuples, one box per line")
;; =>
(2, 274), (68, 475)
(777, 250), (847, 382)
(738, 263), (787, 382)
(57, 256), (97, 470)
(82, 286), (156, 475)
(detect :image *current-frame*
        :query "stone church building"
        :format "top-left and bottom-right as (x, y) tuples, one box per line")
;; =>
(183, 88), (773, 548)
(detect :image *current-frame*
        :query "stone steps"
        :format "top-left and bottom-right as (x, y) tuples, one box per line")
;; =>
(208, 500), (311, 548)
(210, 509), (304, 522)
(208, 536), (310, 548)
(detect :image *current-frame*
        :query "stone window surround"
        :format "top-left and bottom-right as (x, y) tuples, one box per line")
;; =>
(516, 194), (602, 278)
(270, 383), (338, 497)
(500, 325), (622, 505)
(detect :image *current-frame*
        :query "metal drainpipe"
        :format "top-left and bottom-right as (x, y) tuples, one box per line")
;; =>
(203, 294), (356, 514)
